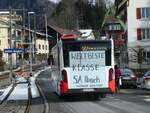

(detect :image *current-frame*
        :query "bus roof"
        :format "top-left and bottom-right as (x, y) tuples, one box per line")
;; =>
(61, 35), (80, 39)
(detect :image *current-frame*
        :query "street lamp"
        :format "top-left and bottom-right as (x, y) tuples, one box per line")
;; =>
(28, 11), (35, 76)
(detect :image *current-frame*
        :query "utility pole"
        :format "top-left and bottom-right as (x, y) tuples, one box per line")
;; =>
(28, 12), (34, 76)
(9, 7), (13, 83)
(28, 11), (36, 76)
(21, 7), (26, 71)
(33, 14), (36, 64)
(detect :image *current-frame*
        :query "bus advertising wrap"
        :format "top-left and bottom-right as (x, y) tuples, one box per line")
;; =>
(68, 51), (108, 89)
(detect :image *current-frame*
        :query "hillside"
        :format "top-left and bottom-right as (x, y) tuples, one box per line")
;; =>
(0, 0), (56, 14)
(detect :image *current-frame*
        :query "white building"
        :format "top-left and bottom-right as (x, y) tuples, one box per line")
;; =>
(35, 32), (49, 55)
(127, 0), (150, 69)
(0, 11), (49, 68)
(0, 11), (18, 67)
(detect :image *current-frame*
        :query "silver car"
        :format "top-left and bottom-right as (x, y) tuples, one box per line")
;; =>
(140, 71), (150, 89)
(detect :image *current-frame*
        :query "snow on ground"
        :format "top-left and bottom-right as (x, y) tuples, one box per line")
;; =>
(0, 85), (13, 100)
(0, 66), (51, 100)
(8, 83), (28, 100)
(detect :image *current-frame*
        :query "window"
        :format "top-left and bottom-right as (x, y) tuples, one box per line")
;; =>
(62, 40), (111, 67)
(143, 51), (150, 63)
(116, 25), (121, 30)
(45, 45), (47, 50)
(39, 44), (41, 49)
(137, 28), (150, 40)
(141, 8), (150, 19)
(109, 24), (121, 30)
(141, 28), (150, 40)
(42, 45), (44, 50)
(136, 7), (150, 19)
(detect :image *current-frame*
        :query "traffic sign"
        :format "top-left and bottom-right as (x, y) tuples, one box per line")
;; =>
(4, 48), (25, 53)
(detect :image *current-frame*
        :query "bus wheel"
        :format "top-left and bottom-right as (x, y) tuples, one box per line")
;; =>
(59, 95), (64, 99)
(100, 94), (106, 98)
(93, 94), (100, 99)
(59, 94), (67, 99)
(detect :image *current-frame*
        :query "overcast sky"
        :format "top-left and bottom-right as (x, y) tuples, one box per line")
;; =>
(49, 0), (60, 3)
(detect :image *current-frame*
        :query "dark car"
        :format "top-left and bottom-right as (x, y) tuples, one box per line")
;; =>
(120, 68), (137, 88)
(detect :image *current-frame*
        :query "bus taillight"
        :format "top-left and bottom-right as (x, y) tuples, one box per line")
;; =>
(62, 70), (68, 83)
(109, 68), (113, 81)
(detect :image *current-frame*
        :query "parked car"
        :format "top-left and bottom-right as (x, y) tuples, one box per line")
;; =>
(120, 68), (137, 88)
(140, 71), (150, 89)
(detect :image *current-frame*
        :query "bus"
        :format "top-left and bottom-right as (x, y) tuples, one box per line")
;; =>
(51, 37), (115, 99)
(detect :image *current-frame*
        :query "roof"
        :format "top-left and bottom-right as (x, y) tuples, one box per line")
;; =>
(48, 25), (80, 36)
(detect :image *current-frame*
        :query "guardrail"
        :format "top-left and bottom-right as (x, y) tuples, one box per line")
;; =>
(0, 67), (21, 88)
(0, 63), (46, 88)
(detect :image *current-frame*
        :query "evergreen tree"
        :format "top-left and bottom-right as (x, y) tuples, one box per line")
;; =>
(51, 0), (107, 30)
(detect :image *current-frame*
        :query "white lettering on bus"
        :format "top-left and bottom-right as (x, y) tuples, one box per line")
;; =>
(84, 76), (100, 83)
(73, 75), (100, 84)
(70, 52), (105, 60)
(72, 64), (100, 71)
(73, 75), (82, 84)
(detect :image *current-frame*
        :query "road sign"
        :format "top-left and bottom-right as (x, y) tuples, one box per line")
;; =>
(4, 48), (25, 53)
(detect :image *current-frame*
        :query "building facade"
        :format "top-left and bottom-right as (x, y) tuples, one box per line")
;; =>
(0, 11), (49, 69)
(0, 11), (18, 68)
(127, 0), (150, 69)
(102, 15), (125, 65)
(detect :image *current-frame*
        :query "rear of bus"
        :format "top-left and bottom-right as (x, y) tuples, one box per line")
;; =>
(60, 39), (115, 97)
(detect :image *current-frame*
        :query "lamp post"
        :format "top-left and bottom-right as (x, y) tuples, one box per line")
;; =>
(28, 11), (35, 76)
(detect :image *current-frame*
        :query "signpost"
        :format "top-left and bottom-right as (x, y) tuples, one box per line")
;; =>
(4, 48), (25, 53)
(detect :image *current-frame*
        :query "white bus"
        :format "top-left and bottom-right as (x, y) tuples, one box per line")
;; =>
(51, 37), (115, 98)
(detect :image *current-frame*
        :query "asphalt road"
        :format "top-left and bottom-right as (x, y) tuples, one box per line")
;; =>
(36, 69), (150, 113)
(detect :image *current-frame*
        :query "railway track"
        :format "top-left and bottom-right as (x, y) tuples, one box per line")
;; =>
(0, 84), (16, 105)
(0, 82), (29, 113)
(24, 83), (32, 113)
(0, 66), (49, 113)
(36, 80), (49, 113)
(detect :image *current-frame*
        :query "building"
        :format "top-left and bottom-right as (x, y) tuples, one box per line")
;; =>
(47, 25), (80, 49)
(101, 14), (125, 65)
(0, 11), (50, 69)
(115, 0), (128, 67)
(35, 32), (49, 62)
(17, 28), (50, 64)
(0, 11), (21, 68)
(101, 6), (126, 65)
(115, 0), (150, 71)
(127, 0), (150, 70)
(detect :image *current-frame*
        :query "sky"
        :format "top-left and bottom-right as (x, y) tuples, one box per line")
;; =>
(49, 0), (61, 3)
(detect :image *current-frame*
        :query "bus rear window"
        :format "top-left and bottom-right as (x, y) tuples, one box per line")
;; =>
(62, 40), (111, 67)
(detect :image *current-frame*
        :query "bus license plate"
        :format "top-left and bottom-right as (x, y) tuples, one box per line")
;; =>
(83, 88), (94, 92)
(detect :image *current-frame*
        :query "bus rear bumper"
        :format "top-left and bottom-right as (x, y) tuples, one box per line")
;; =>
(61, 88), (113, 97)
